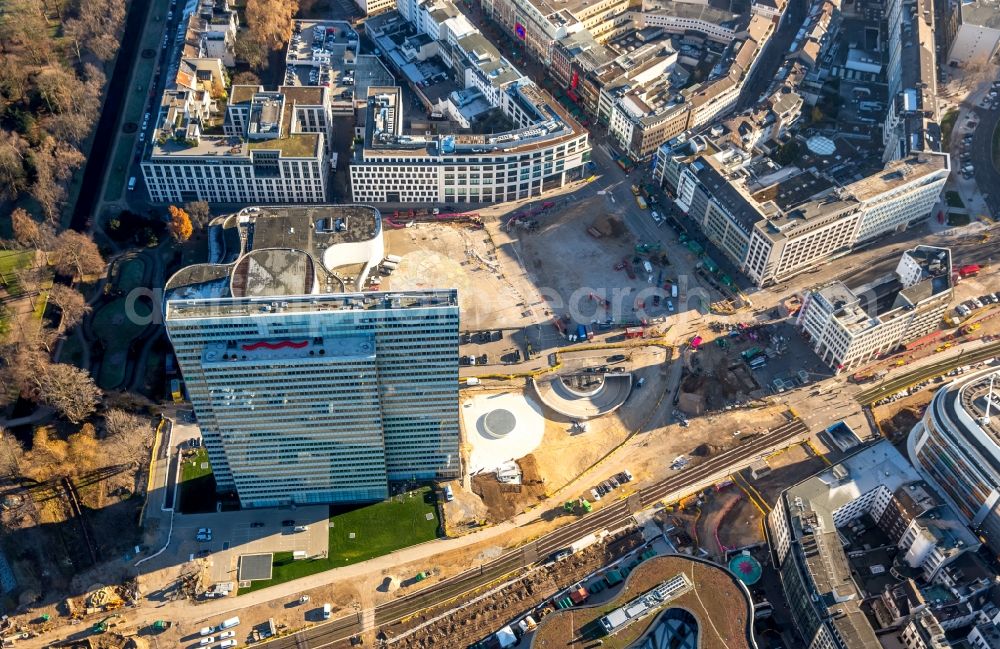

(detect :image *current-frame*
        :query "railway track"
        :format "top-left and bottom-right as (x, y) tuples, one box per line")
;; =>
(264, 416), (808, 648)
(854, 340), (1000, 405)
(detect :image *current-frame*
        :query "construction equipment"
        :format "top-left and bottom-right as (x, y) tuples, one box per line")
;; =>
(92, 614), (124, 634)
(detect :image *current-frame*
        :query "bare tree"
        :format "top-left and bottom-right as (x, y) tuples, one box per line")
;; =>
(63, 0), (125, 62)
(50, 230), (104, 278)
(67, 422), (100, 470)
(30, 139), (85, 221)
(0, 428), (25, 478)
(37, 363), (101, 423)
(0, 130), (29, 200)
(183, 200), (212, 228)
(235, 34), (269, 70)
(244, 0), (298, 50)
(0, 0), (54, 65)
(231, 71), (261, 86)
(10, 208), (40, 248)
(103, 408), (153, 465)
(46, 284), (90, 332)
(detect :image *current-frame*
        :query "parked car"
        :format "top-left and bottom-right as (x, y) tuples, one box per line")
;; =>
(200, 637), (215, 646)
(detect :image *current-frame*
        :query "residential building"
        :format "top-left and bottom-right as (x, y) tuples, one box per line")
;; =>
(164, 205), (461, 508)
(796, 246), (953, 373)
(883, 0), (941, 162)
(969, 621), (1000, 649)
(946, 0), (1000, 66)
(481, 0), (632, 64)
(634, 0), (747, 43)
(910, 368), (1000, 552)
(141, 20), (369, 203)
(181, 0), (239, 66)
(355, 0), (396, 16)
(874, 481), (979, 581)
(143, 84), (332, 204)
(767, 439), (923, 649)
(899, 611), (948, 649)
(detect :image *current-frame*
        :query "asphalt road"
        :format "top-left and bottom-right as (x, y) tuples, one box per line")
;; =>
(261, 417), (808, 647)
(69, 0), (155, 230)
(970, 104), (1000, 218)
(854, 339), (1000, 404)
(736, 0), (807, 110)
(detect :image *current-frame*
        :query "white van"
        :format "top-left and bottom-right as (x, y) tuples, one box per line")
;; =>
(219, 617), (240, 630)
(323, 603), (332, 619)
(127, 176), (136, 191)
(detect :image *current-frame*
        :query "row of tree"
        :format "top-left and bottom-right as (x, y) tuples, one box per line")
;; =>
(0, 0), (125, 220)
(1, 219), (106, 423)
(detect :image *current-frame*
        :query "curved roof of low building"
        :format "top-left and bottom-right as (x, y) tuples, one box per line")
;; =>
(531, 373), (632, 419)
(164, 204), (379, 301)
(531, 555), (754, 649)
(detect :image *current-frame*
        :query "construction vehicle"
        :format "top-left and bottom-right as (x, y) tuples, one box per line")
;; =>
(963, 322), (982, 335)
(92, 614), (124, 634)
(958, 264), (981, 278)
(151, 620), (172, 632)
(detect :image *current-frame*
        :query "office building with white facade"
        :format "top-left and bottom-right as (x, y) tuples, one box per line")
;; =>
(164, 205), (461, 508)
(768, 440), (922, 649)
(796, 246), (953, 372)
(910, 368), (1000, 553)
(654, 132), (949, 287)
(355, 5), (591, 204)
(142, 18), (378, 203)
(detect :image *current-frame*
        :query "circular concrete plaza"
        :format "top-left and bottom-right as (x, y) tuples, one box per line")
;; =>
(461, 392), (545, 475)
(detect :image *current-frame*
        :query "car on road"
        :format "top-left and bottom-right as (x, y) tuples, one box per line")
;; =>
(293, 525), (309, 532)
(281, 519), (295, 527)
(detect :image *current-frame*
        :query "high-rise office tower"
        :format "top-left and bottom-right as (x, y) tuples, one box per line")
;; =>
(164, 205), (460, 508)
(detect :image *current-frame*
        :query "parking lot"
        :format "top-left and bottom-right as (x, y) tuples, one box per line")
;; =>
(171, 506), (330, 585)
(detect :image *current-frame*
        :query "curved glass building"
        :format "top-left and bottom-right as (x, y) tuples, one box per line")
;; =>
(910, 367), (1000, 551)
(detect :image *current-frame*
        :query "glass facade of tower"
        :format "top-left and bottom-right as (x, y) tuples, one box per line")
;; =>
(166, 291), (461, 508)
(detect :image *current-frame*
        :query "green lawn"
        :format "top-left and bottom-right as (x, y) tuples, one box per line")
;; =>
(58, 333), (86, 368)
(945, 191), (965, 208)
(93, 296), (152, 389)
(940, 108), (958, 149)
(238, 487), (441, 594)
(178, 448), (218, 514)
(948, 212), (971, 226)
(0, 250), (36, 294)
(114, 255), (148, 293)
